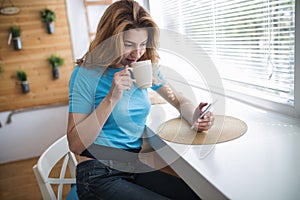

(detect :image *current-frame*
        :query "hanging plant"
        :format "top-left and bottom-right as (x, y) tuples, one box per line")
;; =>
(9, 25), (22, 50)
(48, 54), (64, 79)
(40, 8), (56, 34)
(16, 70), (30, 93)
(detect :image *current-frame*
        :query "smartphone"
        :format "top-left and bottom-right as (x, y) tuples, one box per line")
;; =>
(199, 103), (213, 119)
(191, 101), (216, 129)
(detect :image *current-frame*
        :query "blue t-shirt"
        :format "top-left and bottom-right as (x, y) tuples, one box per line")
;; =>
(68, 66), (165, 149)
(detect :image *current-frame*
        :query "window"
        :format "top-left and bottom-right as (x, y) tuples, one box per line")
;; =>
(150, 0), (298, 116)
(83, 0), (112, 41)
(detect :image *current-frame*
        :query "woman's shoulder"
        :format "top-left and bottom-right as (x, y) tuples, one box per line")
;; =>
(71, 65), (105, 77)
(72, 65), (104, 73)
(70, 65), (105, 86)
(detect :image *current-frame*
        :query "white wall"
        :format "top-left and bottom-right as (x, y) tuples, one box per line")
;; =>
(0, 0), (148, 164)
(0, 106), (69, 164)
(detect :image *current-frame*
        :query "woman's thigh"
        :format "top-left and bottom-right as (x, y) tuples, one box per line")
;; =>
(134, 170), (201, 200)
(88, 176), (171, 200)
(76, 160), (170, 200)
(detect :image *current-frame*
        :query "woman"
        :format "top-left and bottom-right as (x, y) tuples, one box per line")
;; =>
(67, 0), (214, 199)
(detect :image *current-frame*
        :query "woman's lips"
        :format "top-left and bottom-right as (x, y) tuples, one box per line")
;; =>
(127, 59), (137, 64)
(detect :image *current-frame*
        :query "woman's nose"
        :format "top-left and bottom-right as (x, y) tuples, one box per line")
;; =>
(130, 48), (142, 58)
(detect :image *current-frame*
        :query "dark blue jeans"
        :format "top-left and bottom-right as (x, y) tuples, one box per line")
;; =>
(76, 159), (200, 200)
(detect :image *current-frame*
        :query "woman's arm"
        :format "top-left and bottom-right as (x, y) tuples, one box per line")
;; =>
(67, 95), (116, 154)
(67, 67), (133, 154)
(155, 83), (213, 131)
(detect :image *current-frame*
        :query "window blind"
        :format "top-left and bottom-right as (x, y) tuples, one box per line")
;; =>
(150, 0), (295, 105)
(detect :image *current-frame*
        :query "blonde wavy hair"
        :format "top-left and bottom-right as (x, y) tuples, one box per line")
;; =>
(77, 0), (160, 67)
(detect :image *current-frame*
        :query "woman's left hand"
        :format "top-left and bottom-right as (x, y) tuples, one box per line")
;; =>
(192, 102), (214, 132)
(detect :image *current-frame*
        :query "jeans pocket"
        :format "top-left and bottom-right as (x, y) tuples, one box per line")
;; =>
(76, 161), (108, 183)
(77, 161), (112, 196)
(88, 165), (112, 182)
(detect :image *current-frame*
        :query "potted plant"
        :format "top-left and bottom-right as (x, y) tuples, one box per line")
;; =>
(16, 70), (30, 93)
(10, 25), (22, 50)
(48, 54), (64, 79)
(40, 8), (56, 34)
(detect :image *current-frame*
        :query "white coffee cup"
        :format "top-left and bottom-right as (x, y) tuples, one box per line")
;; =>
(128, 60), (153, 89)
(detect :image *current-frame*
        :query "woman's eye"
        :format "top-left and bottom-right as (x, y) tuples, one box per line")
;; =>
(124, 44), (132, 48)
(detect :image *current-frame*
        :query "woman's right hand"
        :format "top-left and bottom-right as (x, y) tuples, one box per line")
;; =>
(108, 65), (133, 101)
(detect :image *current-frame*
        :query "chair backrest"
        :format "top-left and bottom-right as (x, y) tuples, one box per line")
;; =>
(33, 135), (78, 200)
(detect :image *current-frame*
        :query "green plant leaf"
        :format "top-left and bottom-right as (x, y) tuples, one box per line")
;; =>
(48, 54), (64, 67)
(10, 25), (21, 37)
(0, 66), (4, 73)
(40, 8), (56, 23)
(16, 70), (27, 81)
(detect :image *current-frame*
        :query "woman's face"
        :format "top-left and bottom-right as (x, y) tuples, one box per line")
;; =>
(121, 28), (148, 66)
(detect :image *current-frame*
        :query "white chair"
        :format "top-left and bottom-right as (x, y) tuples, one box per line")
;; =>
(33, 135), (78, 200)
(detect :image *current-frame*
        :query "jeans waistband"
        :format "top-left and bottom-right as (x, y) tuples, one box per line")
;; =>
(77, 158), (143, 173)
(80, 144), (141, 162)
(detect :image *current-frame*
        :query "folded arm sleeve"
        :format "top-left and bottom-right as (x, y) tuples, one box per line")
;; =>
(151, 66), (166, 91)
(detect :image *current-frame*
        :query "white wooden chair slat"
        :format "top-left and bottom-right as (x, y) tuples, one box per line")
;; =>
(32, 135), (78, 200)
